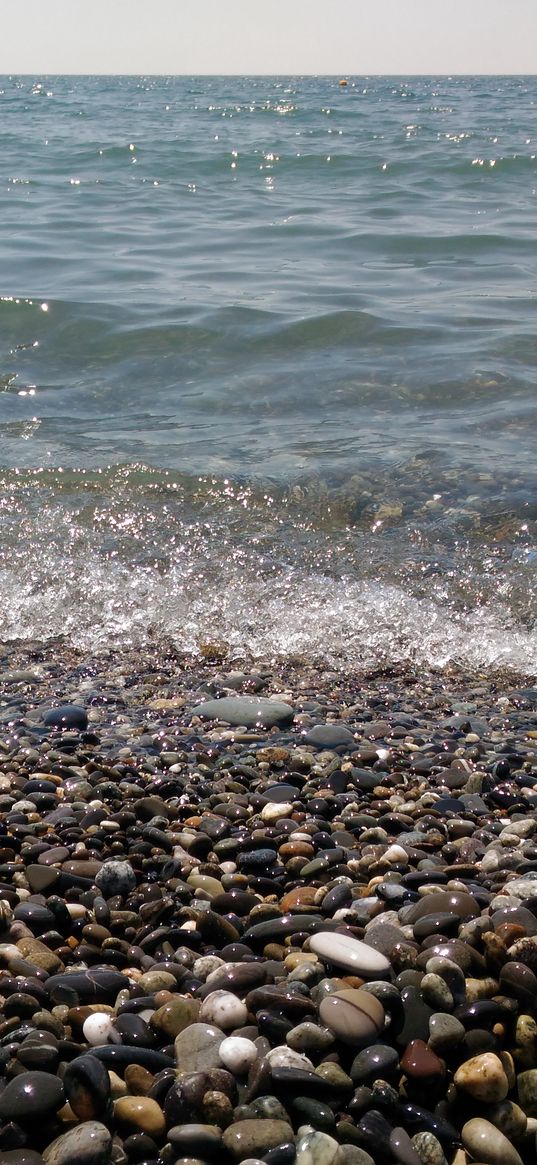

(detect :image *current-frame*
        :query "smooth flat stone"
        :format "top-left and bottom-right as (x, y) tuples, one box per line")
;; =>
(175, 1023), (224, 1073)
(396, 987), (436, 1047)
(90, 1045), (174, 1071)
(114, 1096), (166, 1137)
(192, 697), (294, 728)
(43, 704), (88, 730)
(303, 724), (355, 747)
(310, 931), (391, 978)
(319, 989), (385, 1045)
(243, 915), (341, 943)
(404, 891), (480, 926)
(45, 969), (129, 1002)
(461, 1117), (523, 1165)
(167, 1125), (223, 1154)
(42, 1121), (112, 1165)
(223, 1119), (294, 1161)
(25, 865), (62, 893)
(264, 784), (302, 803)
(0, 1070), (64, 1119)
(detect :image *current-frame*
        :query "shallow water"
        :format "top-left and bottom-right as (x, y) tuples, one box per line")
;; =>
(0, 76), (536, 671)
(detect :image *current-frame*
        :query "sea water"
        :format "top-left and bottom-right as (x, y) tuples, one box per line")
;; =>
(0, 75), (536, 671)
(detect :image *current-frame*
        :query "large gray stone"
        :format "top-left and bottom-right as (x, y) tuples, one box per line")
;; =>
(192, 696), (294, 728)
(304, 723), (355, 747)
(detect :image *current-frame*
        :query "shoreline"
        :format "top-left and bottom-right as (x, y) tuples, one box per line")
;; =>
(0, 637), (535, 1163)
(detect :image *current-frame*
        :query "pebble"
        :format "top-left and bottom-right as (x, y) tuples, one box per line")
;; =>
(222, 1119), (294, 1160)
(82, 1013), (115, 1046)
(192, 696), (294, 728)
(295, 1129), (340, 1165)
(319, 988), (385, 1044)
(42, 1122), (112, 1165)
(175, 1022), (224, 1072)
(309, 931), (391, 978)
(114, 1095), (166, 1136)
(199, 989), (248, 1029)
(43, 704), (88, 730)
(219, 1035), (259, 1073)
(461, 1117), (524, 1165)
(0, 1070), (64, 1119)
(454, 1052), (509, 1102)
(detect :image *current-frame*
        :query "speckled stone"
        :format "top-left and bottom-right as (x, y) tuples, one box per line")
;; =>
(295, 1129), (340, 1165)
(410, 1132), (447, 1165)
(428, 1013), (465, 1054)
(199, 989), (248, 1029)
(517, 1067), (537, 1115)
(219, 1035), (258, 1074)
(222, 1119), (294, 1161)
(42, 1122), (112, 1165)
(454, 1053), (509, 1103)
(175, 1022), (224, 1072)
(286, 1021), (334, 1054)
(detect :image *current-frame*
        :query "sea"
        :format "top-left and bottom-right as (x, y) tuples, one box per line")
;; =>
(0, 74), (536, 674)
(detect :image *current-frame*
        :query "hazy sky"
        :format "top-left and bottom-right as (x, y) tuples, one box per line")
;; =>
(1, 0), (536, 75)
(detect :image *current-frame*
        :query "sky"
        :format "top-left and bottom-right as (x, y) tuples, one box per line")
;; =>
(0, 0), (536, 75)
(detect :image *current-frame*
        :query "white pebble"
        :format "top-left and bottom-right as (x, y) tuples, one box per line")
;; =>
(218, 1035), (258, 1074)
(193, 955), (225, 979)
(309, 931), (391, 978)
(261, 802), (295, 822)
(199, 989), (248, 1030)
(82, 1012), (116, 1046)
(383, 844), (409, 865)
(266, 1045), (314, 1071)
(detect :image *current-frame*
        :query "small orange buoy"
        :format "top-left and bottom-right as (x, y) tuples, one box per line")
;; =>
(339, 78), (348, 87)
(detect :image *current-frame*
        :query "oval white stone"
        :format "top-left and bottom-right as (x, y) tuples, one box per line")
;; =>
(218, 1035), (258, 1074)
(309, 931), (391, 978)
(82, 1012), (116, 1046)
(199, 989), (248, 1030)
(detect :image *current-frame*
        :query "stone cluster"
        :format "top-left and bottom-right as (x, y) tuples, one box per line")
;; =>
(0, 640), (535, 1165)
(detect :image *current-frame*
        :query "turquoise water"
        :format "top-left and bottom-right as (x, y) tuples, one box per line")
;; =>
(0, 75), (536, 670)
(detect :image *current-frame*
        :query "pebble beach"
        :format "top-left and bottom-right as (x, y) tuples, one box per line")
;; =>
(0, 638), (535, 1165)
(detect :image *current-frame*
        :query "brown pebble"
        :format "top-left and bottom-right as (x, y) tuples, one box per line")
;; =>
(114, 1095), (166, 1137)
(124, 1064), (155, 1096)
